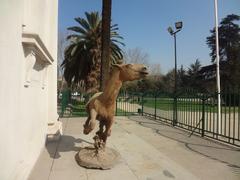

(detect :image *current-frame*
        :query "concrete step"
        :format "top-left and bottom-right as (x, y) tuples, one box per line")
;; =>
(46, 121), (62, 142)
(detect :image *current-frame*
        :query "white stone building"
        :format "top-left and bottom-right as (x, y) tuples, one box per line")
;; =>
(0, 0), (61, 179)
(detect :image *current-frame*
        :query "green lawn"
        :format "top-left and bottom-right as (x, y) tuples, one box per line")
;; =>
(59, 97), (238, 117)
(115, 108), (138, 116)
(69, 102), (87, 117)
(142, 97), (238, 113)
(68, 102), (136, 117)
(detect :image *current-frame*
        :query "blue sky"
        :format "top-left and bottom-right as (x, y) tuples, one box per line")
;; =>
(59, 0), (240, 73)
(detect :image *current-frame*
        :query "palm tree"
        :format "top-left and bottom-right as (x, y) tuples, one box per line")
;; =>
(101, 0), (112, 90)
(188, 59), (201, 76)
(61, 11), (124, 93)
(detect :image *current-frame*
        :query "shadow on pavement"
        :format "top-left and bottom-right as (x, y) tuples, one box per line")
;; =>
(45, 135), (93, 159)
(128, 116), (240, 173)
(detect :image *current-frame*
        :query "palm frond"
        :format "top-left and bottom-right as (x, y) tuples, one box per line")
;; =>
(74, 17), (90, 32)
(67, 26), (87, 35)
(62, 11), (124, 90)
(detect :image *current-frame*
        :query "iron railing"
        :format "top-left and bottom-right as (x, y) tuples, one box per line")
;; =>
(140, 88), (240, 147)
(58, 87), (240, 147)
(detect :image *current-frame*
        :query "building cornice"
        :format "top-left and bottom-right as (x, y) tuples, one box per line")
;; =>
(22, 32), (54, 64)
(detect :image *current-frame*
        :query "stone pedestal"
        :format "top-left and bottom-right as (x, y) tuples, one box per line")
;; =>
(75, 146), (120, 170)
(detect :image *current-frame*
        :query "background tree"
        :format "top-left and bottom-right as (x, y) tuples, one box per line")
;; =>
(206, 14), (240, 86)
(61, 12), (124, 93)
(149, 64), (161, 75)
(186, 59), (202, 89)
(122, 48), (150, 91)
(58, 31), (69, 76)
(137, 78), (155, 93)
(161, 69), (175, 92)
(124, 48), (149, 65)
(177, 65), (188, 90)
(57, 31), (69, 93)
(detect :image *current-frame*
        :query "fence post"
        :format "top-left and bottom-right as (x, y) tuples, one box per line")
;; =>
(173, 94), (177, 126)
(154, 94), (157, 119)
(201, 97), (205, 137)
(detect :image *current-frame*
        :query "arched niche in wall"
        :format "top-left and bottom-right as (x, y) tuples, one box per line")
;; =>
(22, 33), (54, 89)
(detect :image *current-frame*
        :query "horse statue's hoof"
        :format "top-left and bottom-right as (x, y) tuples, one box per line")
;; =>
(93, 135), (105, 150)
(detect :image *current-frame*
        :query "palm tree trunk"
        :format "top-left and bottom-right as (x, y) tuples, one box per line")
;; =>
(100, 0), (112, 91)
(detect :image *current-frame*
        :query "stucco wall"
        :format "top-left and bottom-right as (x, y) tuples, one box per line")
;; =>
(0, 0), (58, 179)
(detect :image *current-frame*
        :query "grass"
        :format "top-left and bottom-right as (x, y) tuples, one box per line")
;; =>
(115, 108), (138, 116)
(68, 102), (87, 117)
(142, 97), (239, 113)
(65, 102), (136, 117)
(143, 98), (204, 111)
(58, 97), (239, 117)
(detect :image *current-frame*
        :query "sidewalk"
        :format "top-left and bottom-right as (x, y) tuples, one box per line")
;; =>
(28, 116), (240, 180)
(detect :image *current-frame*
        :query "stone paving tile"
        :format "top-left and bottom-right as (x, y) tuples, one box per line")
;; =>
(28, 149), (53, 180)
(111, 126), (198, 180)
(119, 116), (240, 180)
(28, 116), (240, 180)
(85, 161), (138, 180)
(48, 169), (87, 180)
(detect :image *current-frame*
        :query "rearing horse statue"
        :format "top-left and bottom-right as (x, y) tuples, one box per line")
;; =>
(83, 63), (148, 149)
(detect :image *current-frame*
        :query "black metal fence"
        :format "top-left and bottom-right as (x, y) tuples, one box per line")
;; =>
(58, 87), (240, 147)
(58, 90), (87, 117)
(140, 88), (240, 147)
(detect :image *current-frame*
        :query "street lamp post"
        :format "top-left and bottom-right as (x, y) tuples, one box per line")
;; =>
(168, 21), (183, 126)
(214, 0), (221, 135)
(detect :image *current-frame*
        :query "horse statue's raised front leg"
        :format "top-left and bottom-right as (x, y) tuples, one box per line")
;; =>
(83, 109), (97, 134)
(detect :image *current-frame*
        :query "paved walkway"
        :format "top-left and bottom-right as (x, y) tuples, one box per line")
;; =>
(28, 116), (240, 180)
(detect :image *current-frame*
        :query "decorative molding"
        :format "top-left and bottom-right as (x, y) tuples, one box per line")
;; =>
(24, 49), (36, 87)
(22, 32), (54, 64)
(42, 65), (48, 89)
(22, 32), (53, 88)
